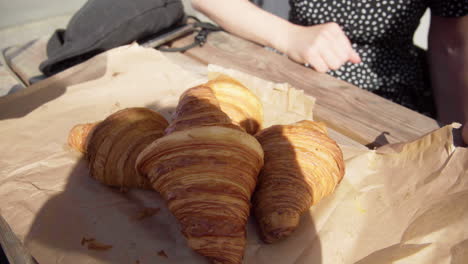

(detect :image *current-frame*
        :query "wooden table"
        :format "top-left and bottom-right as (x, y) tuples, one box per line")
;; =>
(0, 31), (441, 264)
(167, 32), (440, 147)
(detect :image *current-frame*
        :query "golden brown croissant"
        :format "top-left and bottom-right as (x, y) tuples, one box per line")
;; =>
(68, 107), (168, 189)
(137, 88), (264, 264)
(205, 75), (263, 135)
(253, 120), (345, 243)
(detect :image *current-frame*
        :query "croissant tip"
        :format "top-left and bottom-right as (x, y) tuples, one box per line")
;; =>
(262, 228), (295, 244)
(210, 257), (243, 264)
(68, 123), (94, 153)
(257, 210), (300, 244)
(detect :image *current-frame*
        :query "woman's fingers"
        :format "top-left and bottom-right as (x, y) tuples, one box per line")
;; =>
(349, 49), (362, 64)
(320, 50), (343, 71)
(328, 23), (352, 61)
(297, 22), (360, 72)
(331, 24), (362, 64)
(462, 122), (468, 145)
(305, 51), (329, 73)
(326, 23), (361, 67)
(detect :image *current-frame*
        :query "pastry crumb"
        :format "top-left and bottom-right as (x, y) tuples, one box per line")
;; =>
(81, 237), (95, 246)
(135, 207), (160, 220)
(87, 241), (113, 251)
(81, 237), (112, 251)
(157, 250), (168, 258)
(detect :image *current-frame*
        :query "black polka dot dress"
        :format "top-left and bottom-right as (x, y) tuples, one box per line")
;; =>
(289, 0), (468, 117)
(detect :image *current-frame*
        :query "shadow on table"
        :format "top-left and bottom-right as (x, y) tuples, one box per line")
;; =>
(365, 131), (391, 149)
(0, 52), (108, 121)
(23, 156), (190, 264)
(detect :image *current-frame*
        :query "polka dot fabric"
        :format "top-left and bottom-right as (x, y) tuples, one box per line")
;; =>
(289, 0), (468, 117)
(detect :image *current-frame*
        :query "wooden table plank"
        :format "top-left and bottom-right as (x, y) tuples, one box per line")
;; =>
(171, 32), (440, 146)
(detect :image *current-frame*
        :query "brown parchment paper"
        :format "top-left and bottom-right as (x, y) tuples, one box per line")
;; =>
(0, 44), (467, 264)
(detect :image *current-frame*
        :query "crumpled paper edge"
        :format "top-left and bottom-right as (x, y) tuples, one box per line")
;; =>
(207, 64), (316, 124)
(376, 123), (461, 156)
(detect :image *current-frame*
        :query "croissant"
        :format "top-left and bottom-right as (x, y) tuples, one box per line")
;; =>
(253, 120), (345, 243)
(205, 75), (263, 135)
(68, 107), (168, 188)
(137, 87), (264, 264)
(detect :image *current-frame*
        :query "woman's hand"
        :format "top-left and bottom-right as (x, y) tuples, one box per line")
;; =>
(278, 22), (361, 73)
(463, 123), (468, 145)
(192, 0), (360, 73)
(428, 15), (468, 145)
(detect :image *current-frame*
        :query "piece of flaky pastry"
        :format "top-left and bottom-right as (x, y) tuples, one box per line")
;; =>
(67, 107), (168, 189)
(137, 85), (264, 264)
(205, 75), (263, 135)
(253, 120), (345, 243)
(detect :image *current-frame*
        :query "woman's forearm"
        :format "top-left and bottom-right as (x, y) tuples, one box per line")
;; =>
(191, 0), (293, 52)
(428, 16), (468, 125)
(191, 0), (360, 72)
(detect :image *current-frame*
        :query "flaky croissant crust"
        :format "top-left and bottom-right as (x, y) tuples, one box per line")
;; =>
(205, 75), (263, 135)
(137, 126), (264, 264)
(254, 120), (345, 243)
(76, 107), (169, 189)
